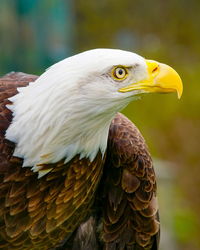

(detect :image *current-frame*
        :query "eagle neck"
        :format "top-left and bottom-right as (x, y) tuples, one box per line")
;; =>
(5, 84), (128, 177)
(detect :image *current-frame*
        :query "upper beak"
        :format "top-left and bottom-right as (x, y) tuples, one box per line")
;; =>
(119, 60), (183, 99)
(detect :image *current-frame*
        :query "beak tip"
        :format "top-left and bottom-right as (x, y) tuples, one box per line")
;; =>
(177, 80), (183, 99)
(177, 88), (183, 99)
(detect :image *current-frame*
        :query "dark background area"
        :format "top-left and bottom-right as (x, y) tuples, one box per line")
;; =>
(0, 0), (199, 249)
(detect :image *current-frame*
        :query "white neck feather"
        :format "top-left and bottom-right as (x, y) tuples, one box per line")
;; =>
(5, 72), (129, 176)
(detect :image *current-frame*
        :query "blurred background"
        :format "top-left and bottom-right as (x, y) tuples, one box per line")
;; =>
(0, 0), (199, 249)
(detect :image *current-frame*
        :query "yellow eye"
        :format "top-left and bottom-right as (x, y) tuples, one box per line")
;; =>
(112, 67), (128, 80)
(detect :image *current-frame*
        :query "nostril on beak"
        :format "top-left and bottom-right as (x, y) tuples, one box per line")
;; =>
(152, 66), (158, 73)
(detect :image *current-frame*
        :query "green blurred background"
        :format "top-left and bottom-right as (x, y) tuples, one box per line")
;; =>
(0, 0), (199, 249)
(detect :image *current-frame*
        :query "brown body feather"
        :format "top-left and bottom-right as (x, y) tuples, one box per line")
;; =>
(0, 73), (159, 249)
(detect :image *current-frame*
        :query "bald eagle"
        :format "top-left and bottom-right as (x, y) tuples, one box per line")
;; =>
(0, 49), (182, 250)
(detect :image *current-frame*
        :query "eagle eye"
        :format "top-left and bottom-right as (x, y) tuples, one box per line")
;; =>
(112, 66), (128, 81)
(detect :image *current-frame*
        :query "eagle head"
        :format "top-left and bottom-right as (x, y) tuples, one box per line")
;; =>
(5, 49), (183, 177)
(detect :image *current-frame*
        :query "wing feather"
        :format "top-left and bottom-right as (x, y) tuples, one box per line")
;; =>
(102, 113), (160, 249)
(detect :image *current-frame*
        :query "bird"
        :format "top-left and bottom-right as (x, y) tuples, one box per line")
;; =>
(0, 49), (182, 250)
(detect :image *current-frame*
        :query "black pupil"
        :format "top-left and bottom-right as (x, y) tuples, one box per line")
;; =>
(118, 69), (124, 75)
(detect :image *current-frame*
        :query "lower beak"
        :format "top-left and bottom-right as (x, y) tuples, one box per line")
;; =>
(119, 60), (183, 99)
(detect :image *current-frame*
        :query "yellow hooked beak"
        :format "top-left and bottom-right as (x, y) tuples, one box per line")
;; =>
(119, 60), (183, 99)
